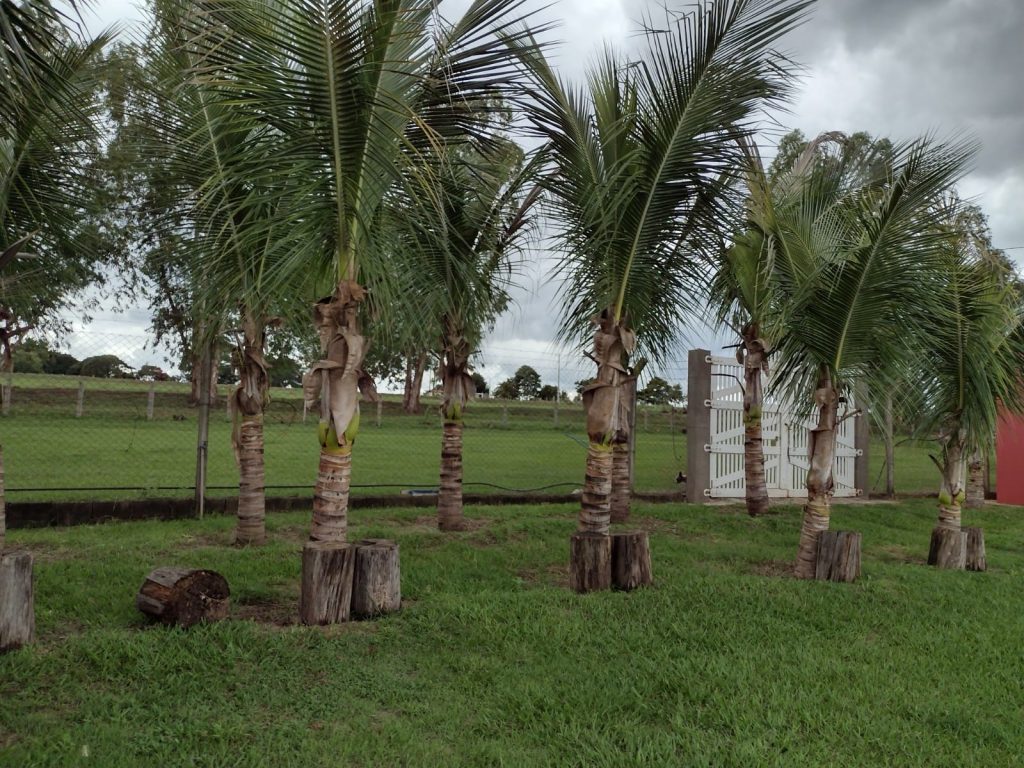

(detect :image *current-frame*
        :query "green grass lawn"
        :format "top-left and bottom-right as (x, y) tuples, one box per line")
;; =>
(2, 499), (1023, 766)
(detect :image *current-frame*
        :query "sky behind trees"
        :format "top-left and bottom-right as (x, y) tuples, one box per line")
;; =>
(79, 0), (1024, 388)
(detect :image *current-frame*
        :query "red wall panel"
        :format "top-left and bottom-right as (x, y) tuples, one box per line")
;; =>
(997, 410), (1024, 505)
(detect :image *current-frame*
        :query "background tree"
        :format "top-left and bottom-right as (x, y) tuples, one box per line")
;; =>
(493, 378), (519, 400)
(471, 371), (489, 395)
(637, 376), (683, 406)
(0, 1), (112, 382)
(538, 385), (560, 401)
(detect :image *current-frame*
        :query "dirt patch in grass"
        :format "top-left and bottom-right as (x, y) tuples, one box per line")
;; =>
(876, 544), (927, 565)
(516, 562), (568, 589)
(751, 559), (796, 578)
(21, 543), (78, 563)
(234, 597), (299, 627)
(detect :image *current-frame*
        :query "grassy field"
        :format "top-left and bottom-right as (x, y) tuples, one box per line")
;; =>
(2, 499), (1023, 766)
(1, 372), (975, 501)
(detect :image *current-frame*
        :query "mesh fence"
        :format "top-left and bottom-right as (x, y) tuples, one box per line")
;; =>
(1, 332), (690, 503)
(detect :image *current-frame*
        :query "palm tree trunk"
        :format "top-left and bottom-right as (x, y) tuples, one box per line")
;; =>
(578, 308), (635, 535)
(311, 449), (352, 542)
(0, 444), (5, 550)
(795, 367), (839, 579)
(306, 282), (369, 545)
(742, 331), (769, 517)
(236, 416), (265, 545)
(232, 314), (270, 546)
(610, 442), (630, 523)
(438, 420), (465, 531)
(580, 443), (614, 533)
(884, 394), (895, 498)
(437, 326), (474, 532)
(965, 448), (985, 509)
(936, 437), (966, 532)
(403, 353), (427, 414)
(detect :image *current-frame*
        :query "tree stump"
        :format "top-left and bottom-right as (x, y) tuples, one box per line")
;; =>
(1, 551), (34, 653)
(928, 527), (966, 570)
(135, 567), (230, 628)
(965, 527), (986, 572)
(814, 530), (861, 583)
(569, 532), (611, 593)
(351, 539), (401, 619)
(300, 542), (355, 625)
(610, 531), (652, 591)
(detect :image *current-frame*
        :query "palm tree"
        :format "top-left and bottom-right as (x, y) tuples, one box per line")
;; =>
(392, 141), (540, 531)
(517, 0), (812, 546)
(765, 136), (976, 578)
(912, 199), (1024, 565)
(178, 0), (542, 548)
(712, 133), (892, 516)
(136, 0), (315, 545)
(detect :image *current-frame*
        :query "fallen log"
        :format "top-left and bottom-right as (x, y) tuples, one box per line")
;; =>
(136, 567), (230, 628)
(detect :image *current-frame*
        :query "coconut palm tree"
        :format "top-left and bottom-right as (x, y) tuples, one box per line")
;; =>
(392, 140), (541, 531)
(711, 133), (893, 516)
(911, 199), (1024, 565)
(516, 0), (812, 543)
(177, 0), (542, 548)
(1, 1), (110, 550)
(135, 0), (314, 545)
(766, 136), (976, 579)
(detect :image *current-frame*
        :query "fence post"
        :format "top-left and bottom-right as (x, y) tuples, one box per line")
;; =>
(884, 394), (895, 497)
(75, 380), (85, 418)
(146, 381), (156, 421)
(854, 382), (871, 498)
(194, 347), (212, 519)
(686, 349), (712, 503)
(2, 373), (11, 416)
(376, 399), (382, 428)
(502, 402), (508, 428)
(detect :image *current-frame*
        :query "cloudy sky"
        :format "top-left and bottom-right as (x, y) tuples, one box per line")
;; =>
(79, 0), (1024, 388)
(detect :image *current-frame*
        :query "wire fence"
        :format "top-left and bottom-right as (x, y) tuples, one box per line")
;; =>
(1, 332), (690, 503)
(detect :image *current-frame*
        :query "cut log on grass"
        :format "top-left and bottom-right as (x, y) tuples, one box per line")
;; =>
(965, 527), (986, 572)
(0, 551), (34, 653)
(814, 530), (861, 583)
(610, 531), (652, 591)
(300, 541), (355, 625)
(351, 539), (401, 618)
(928, 527), (966, 570)
(569, 532), (611, 593)
(135, 567), (229, 628)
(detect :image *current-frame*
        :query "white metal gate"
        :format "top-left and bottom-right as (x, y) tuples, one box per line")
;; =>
(705, 354), (860, 498)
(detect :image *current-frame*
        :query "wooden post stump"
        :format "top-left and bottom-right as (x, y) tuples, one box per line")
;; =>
(351, 539), (401, 618)
(300, 542), (355, 625)
(928, 527), (966, 570)
(136, 567), (229, 628)
(0, 551), (34, 652)
(569, 532), (611, 593)
(965, 527), (986, 572)
(611, 531), (652, 591)
(814, 531), (861, 583)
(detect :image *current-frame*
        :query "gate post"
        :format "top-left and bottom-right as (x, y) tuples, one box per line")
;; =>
(686, 349), (712, 503)
(854, 382), (871, 498)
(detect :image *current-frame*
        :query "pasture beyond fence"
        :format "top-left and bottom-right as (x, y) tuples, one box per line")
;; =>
(0, 336), (973, 511)
(0, 370), (690, 504)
